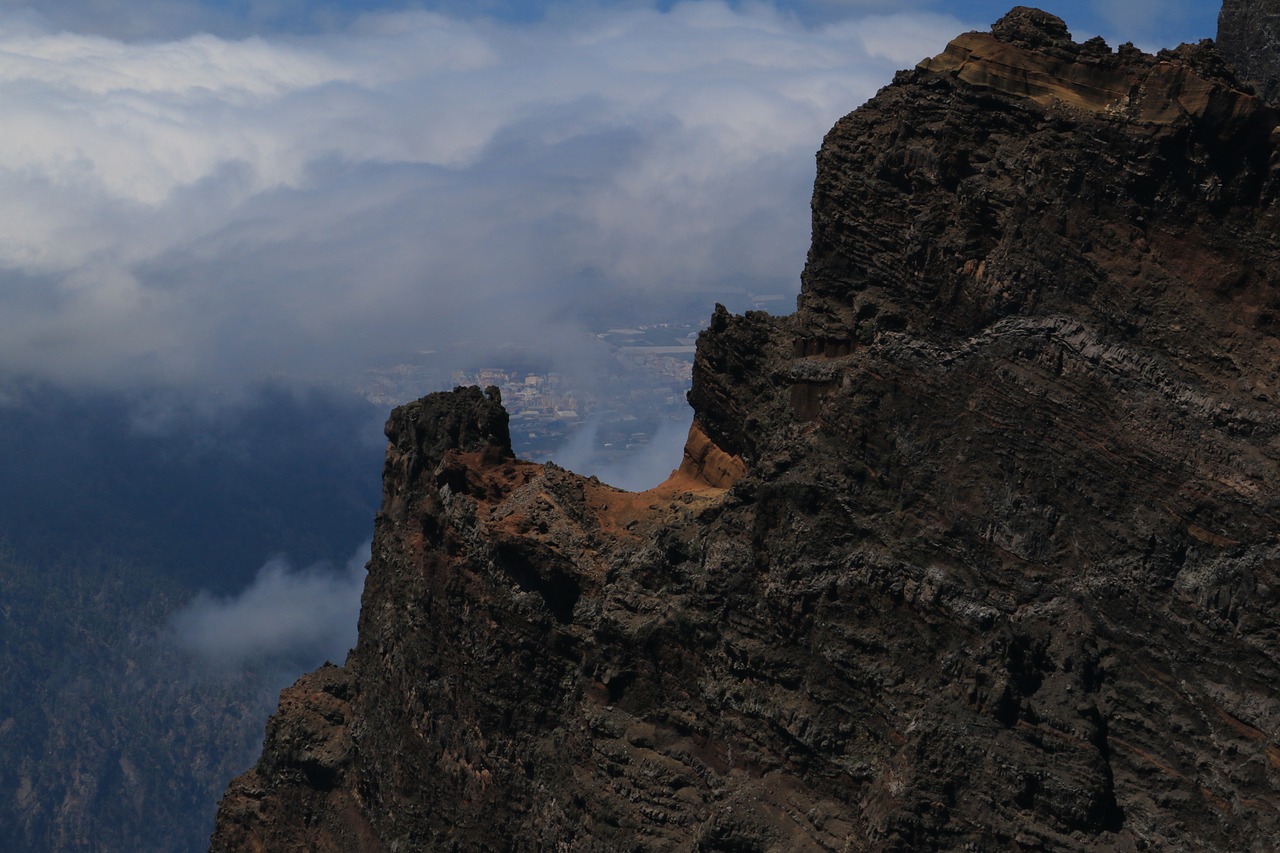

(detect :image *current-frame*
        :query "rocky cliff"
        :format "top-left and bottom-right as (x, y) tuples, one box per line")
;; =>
(1219, 0), (1280, 102)
(212, 8), (1280, 851)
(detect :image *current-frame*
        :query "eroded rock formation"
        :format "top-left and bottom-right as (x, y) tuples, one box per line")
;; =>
(212, 8), (1280, 851)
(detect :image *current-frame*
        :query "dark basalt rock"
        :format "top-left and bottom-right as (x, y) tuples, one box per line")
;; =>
(990, 6), (1074, 54)
(1219, 0), (1280, 101)
(212, 7), (1280, 852)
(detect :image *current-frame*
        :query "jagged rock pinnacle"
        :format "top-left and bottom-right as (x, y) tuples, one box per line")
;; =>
(990, 6), (1074, 52)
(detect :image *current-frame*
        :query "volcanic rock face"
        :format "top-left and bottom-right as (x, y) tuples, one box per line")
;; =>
(213, 9), (1280, 852)
(1219, 0), (1280, 102)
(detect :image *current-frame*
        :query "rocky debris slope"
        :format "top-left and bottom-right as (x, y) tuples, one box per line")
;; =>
(213, 8), (1280, 851)
(1219, 0), (1280, 102)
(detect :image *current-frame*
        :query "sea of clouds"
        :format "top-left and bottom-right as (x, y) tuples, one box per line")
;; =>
(0, 3), (973, 394)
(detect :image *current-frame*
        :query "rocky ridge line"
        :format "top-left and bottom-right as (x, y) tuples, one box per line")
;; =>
(212, 8), (1280, 851)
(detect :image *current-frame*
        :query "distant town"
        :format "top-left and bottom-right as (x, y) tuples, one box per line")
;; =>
(359, 320), (705, 463)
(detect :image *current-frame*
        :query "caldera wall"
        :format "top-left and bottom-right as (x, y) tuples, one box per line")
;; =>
(212, 10), (1280, 852)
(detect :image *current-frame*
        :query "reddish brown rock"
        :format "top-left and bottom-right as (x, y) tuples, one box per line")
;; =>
(213, 9), (1280, 852)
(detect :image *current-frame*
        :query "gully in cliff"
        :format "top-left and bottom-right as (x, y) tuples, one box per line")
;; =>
(214, 7), (1280, 851)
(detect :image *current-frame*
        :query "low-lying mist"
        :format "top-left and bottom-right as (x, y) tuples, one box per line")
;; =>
(173, 545), (369, 671)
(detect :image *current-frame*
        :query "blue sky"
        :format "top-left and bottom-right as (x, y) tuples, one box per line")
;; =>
(0, 0), (1227, 397)
(0, 1), (1220, 49)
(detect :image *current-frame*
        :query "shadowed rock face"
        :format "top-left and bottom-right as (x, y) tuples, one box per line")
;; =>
(212, 8), (1280, 852)
(1220, 0), (1280, 102)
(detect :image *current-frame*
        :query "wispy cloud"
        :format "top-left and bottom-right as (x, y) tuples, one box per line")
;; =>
(172, 545), (367, 667)
(551, 414), (692, 491)
(0, 3), (965, 393)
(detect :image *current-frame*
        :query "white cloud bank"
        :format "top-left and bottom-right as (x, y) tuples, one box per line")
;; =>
(173, 546), (367, 667)
(0, 3), (968, 392)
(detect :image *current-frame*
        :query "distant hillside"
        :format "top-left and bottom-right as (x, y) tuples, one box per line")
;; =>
(0, 385), (383, 851)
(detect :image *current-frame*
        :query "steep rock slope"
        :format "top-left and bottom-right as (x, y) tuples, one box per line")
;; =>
(1219, 0), (1280, 102)
(212, 8), (1280, 851)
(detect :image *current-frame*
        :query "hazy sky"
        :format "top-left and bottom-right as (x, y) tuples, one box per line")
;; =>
(0, 1), (1219, 395)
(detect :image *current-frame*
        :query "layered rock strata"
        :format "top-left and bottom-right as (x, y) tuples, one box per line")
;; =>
(213, 8), (1280, 851)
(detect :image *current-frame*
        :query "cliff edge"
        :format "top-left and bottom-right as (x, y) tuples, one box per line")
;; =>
(212, 8), (1280, 851)
(1219, 0), (1280, 102)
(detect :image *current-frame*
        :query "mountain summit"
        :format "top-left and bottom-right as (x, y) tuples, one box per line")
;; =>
(212, 8), (1280, 851)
